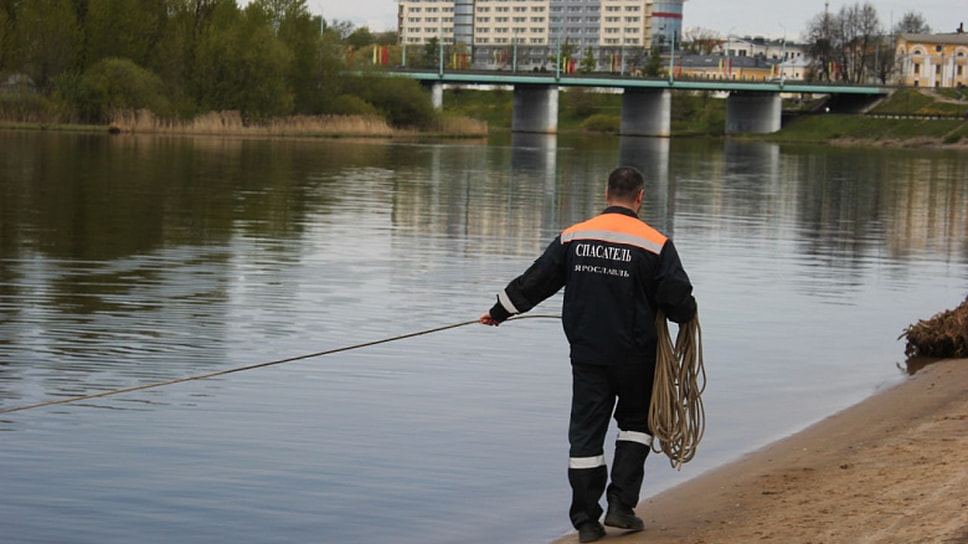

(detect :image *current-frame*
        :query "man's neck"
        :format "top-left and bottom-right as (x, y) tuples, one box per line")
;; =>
(606, 202), (639, 214)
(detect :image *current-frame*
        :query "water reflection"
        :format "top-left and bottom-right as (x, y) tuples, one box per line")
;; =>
(1, 131), (967, 544)
(619, 136), (671, 233)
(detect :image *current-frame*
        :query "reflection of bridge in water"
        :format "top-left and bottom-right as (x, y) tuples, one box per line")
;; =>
(399, 70), (889, 136)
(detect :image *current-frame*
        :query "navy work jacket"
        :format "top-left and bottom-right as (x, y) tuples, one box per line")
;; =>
(489, 206), (696, 366)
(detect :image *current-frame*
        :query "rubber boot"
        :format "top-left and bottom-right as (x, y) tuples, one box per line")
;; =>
(604, 440), (649, 530)
(568, 465), (607, 529)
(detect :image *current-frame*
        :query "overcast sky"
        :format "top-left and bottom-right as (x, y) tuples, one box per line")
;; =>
(305, 0), (965, 41)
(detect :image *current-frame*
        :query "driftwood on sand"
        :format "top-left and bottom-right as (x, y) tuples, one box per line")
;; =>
(901, 296), (968, 358)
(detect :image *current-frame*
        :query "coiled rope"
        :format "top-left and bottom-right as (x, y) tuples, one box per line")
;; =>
(0, 315), (562, 415)
(649, 310), (706, 470)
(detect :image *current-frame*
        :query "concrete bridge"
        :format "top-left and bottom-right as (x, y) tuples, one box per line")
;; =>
(400, 71), (888, 136)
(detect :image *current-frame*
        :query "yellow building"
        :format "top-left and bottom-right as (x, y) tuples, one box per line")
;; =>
(675, 54), (781, 82)
(895, 32), (968, 88)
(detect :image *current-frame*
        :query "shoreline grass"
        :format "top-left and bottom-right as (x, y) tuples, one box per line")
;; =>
(1, 109), (489, 140)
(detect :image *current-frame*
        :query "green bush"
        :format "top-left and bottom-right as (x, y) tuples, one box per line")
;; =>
(331, 94), (379, 116)
(343, 75), (436, 128)
(0, 91), (67, 123)
(579, 114), (620, 133)
(74, 58), (173, 123)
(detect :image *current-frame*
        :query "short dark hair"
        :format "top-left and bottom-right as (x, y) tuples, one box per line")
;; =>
(607, 167), (644, 201)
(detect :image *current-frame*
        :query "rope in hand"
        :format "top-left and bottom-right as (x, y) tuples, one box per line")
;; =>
(649, 310), (706, 470)
(0, 314), (562, 415)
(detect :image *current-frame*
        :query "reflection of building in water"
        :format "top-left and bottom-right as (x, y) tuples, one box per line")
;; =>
(619, 136), (671, 233)
(719, 140), (783, 228)
(885, 157), (968, 259)
(510, 133), (559, 234)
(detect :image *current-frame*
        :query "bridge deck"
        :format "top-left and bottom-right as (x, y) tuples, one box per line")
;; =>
(398, 70), (888, 95)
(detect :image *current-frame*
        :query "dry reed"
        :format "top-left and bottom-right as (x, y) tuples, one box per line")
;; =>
(109, 109), (487, 138)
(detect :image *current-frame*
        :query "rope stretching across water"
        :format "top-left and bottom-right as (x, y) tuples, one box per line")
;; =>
(0, 315), (561, 415)
(3, 311), (707, 470)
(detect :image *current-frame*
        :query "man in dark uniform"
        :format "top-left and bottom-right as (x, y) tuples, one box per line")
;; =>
(479, 167), (697, 543)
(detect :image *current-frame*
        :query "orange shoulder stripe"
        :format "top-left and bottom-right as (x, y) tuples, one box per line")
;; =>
(561, 213), (667, 254)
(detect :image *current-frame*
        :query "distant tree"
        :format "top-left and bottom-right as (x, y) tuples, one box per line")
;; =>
(551, 37), (578, 69)
(642, 46), (663, 77)
(326, 19), (355, 40)
(423, 37), (440, 69)
(804, 8), (837, 81)
(150, 0), (227, 117)
(193, 2), (294, 121)
(76, 57), (174, 123)
(893, 11), (931, 35)
(0, 5), (13, 71)
(579, 46), (596, 73)
(14, 0), (82, 90)
(250, 0), (308, 31)
(804, 1), (883, 84)
(375, 31), (398, 46)
(346, 26), (375, 49)
(682, 27), (720, 55)
(248, 0), (321, 114)
(342, 74), (436, 128)
(84, 0), (166, 67)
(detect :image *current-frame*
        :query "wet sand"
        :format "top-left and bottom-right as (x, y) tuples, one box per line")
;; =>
(554, 358), (968, 544)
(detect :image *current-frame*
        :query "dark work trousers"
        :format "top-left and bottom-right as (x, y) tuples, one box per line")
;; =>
(567, 361), (655, 528)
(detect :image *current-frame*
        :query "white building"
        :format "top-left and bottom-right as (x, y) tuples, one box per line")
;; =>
(397, 0), (687, 71)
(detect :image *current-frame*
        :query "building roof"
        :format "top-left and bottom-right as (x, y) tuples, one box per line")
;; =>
(677, 54), (779, 69)
(899, 33), (968, 45)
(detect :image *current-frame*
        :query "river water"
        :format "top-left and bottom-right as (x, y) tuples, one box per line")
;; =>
(1, 130), (966, 543)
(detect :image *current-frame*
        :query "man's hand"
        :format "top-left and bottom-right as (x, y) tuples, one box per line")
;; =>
(479, 311), (501, 326)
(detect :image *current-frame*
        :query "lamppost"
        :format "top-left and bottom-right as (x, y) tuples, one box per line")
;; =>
(513, 27), (518, 72)
(438, 16), (444, 76)
(621, 34), (626, 76)
(556, 23), (562, 79)
(669, 31), (676, 83)
(779, 23), (786, 86)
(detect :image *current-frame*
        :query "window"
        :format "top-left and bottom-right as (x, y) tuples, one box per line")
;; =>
(914, 63), (920, 75)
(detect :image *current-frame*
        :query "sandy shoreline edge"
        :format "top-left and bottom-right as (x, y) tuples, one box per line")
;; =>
(553, 358), (968, 544)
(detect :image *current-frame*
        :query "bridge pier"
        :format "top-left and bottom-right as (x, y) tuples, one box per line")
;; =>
(725, 92), (782, 134)
(428, 82), (444, 111)
(512, 84), (559, 133)
(620, 88), (671, 137)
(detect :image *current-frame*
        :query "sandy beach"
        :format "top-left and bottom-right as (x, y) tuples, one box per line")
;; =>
(554, 358), (968, 544)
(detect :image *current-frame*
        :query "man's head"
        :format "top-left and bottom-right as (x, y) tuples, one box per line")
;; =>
(606, 167), (645, 212)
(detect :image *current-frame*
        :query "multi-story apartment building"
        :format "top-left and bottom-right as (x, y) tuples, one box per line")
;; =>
(397, 0), (686, 71)
(895, 31), (968, 88)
